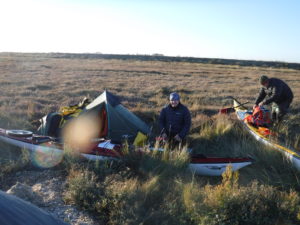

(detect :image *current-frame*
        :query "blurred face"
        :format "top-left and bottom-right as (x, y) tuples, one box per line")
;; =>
(262, 80), (269, 87)
(170, 99), (179, 107)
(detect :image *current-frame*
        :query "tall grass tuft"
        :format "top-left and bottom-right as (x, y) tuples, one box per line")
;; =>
(183, 167), (300, 225)
(63, 145), (194, 224)
(120, 143), (191, 179)
(0, 146), (30, 189)
(278, 114), (300, 150)
(63, 167), (116, 224)
(107, 174), (193, 224)
(192, 114), (248, 157)
(200, 115), (234, 139)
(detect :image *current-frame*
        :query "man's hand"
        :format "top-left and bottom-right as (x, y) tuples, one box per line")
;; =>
(258, 102), (264, 107)
(161, 132), (168, 140)
(174, 134), (182, 142)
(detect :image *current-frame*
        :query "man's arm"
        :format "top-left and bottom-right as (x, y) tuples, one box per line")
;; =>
(263, 84), (282, 105)
(255, 88), (266, 105)
(159, 107), (167, 133)
(178, 108), (191, 139)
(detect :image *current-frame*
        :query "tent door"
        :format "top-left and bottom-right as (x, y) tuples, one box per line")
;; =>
(99, 106), (108, 138)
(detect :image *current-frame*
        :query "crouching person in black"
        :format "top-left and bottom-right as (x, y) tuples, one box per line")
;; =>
(254, 75), (294, 124)
(159, 92), (191, 149)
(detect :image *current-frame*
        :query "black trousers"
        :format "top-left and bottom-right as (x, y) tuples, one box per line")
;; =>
(271, 98), (293, 122)
(165, 132), (187, 150)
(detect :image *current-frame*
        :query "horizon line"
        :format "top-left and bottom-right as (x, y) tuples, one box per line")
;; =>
(1, 51), (300, 64)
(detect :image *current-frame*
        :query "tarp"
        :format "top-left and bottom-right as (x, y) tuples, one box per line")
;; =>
(0, 191), (68, 225)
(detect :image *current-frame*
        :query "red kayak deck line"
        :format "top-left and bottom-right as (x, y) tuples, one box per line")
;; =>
(190, 157), (253, 164)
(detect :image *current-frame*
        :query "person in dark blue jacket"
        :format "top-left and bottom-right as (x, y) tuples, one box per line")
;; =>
(254, 75), (293, 123)
(159, 92), (191, 146)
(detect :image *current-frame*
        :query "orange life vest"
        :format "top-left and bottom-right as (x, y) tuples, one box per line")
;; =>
(244, 106), (271, 127)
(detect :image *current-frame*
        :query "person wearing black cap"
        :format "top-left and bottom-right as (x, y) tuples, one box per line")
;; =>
(159, 92), (191, 147)
(254, 75), (293, 123)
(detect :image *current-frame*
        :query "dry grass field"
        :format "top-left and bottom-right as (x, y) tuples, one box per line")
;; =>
(1, 53), (300, 224)
(0, 53), (299, 127)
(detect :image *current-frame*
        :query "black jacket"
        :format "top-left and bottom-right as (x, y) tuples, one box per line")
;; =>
(159, 103), (191, 139)
(255, 78), (293, 105)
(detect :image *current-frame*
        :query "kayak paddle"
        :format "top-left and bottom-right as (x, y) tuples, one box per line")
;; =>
(219, 101), (250, 114)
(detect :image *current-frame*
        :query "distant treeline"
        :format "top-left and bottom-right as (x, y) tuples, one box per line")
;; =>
(2, 52), (300, 70)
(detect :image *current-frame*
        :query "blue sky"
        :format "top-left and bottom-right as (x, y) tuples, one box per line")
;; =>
(1, 0), (299, 63)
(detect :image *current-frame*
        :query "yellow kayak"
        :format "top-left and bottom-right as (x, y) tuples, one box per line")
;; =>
(233, 98), (300, 171)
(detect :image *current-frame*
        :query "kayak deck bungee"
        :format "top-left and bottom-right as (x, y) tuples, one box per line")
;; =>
(233, 99), (300, 171)
(0, 128), (253, 176)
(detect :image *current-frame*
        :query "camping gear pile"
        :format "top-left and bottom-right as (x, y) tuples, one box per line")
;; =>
(243, 106), (271, 127)
(38, 90), (149, 144)
(38, 97), (91, 137)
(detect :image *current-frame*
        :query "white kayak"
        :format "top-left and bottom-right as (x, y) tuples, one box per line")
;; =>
(0, 128), (253, 176)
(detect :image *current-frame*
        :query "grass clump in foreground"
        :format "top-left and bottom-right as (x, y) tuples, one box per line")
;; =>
(190, 114), (250, 157)
(62, 142), (300, 225)
(0, 145), (31, 189)
(184, 167), (300, 225)
(62, 147), (193, 224)
(278, 114), (300, 151)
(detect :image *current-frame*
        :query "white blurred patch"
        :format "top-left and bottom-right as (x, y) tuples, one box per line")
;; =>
(63, 114), (100, 153)
(98, 141), (115, 150)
